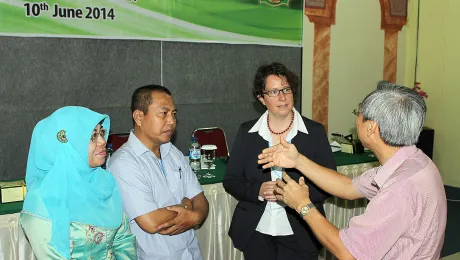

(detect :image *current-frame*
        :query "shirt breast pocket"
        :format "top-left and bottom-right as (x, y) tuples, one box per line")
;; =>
(167, 166), (184, 202)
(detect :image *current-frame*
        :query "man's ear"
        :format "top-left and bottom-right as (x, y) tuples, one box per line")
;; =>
(133, 110), (144, 127)
(366, 121), (378, 137)
(258, 95), (266, 106)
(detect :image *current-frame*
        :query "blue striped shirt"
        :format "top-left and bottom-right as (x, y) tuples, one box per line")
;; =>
(108, 131), (203, 260)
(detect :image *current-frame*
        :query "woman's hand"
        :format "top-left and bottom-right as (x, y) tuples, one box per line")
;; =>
(259, 181), (278, 202)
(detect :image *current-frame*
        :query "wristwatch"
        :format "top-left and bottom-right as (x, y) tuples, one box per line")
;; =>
(299, 203), (315, 217)
(180, 203), (188, 209)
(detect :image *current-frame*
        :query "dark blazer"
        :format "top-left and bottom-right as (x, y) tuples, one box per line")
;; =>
(223, 116), (336, 254)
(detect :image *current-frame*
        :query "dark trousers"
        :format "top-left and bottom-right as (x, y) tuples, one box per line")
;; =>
(242, 231), (318, 260)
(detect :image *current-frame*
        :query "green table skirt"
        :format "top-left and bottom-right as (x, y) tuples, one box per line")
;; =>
(333, 151), (378, 166)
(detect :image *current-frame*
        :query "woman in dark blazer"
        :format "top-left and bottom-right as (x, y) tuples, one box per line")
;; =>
(223, 63), (336, 260)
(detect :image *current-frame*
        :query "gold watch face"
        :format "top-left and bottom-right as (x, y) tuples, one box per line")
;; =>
(300, 205), (310, 216)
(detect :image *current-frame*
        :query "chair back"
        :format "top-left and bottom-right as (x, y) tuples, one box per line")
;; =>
(192, 127), (229, 157)
(107, 133), (130, 152)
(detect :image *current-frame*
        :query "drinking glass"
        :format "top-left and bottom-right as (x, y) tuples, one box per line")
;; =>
(202, 145), (216, 178)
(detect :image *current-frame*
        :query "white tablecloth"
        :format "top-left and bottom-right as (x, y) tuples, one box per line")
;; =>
(197, 162), (380, 260)
(319, 161), (380, 260)
(0, 213), (34, 260)
(196, 183), (244, 260)
(196, 161), (380, 260)
(0, 161), (378, 260)
(0, 184), (245, 260)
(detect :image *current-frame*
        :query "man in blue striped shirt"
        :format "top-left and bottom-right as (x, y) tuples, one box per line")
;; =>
(108, 85), (209, 260)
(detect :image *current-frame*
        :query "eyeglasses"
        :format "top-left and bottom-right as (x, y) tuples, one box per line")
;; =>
(91, 129), (107, 143)
(352, 103), (362, 116)
(263, 87), (293, 97)
(352, 109), (360, 116)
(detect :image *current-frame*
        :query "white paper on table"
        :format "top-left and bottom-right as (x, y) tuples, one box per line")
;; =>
(330, 141), (342, 152)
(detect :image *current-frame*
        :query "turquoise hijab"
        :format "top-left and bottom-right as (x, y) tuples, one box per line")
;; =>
(22, 106), (122, 259)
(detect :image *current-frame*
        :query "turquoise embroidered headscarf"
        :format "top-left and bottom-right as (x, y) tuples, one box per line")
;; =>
(22, 106), (122, 259)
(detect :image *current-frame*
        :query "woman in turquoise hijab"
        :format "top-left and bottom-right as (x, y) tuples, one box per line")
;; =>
(20, 106), (137, 259)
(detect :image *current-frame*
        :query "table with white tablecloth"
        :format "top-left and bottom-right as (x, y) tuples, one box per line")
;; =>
(196, 160), (380, 260)
(319, 161), (380, 260)
(0, 153), (379, 260)
(0, 213), (34, 260)
(196, 183), (244, 260)
(0, 182), (244, 260)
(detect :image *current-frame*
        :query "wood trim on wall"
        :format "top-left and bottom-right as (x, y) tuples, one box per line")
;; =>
(379, 0), (408, 83)
(305, 0), (337, 133)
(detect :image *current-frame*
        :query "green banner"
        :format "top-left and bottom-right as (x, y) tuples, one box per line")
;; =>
(0, 0), (303, 46)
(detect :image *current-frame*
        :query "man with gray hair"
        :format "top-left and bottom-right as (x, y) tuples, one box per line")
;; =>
(258, 81), (447, 259)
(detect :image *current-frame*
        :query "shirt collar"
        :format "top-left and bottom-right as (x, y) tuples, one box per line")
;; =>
(373, 145), (418, 188)
(248, 108), (308, 142)
(128, 130), (172, 158)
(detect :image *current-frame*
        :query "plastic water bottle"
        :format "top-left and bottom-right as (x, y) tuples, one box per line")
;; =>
(189, 137), (201, 171)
